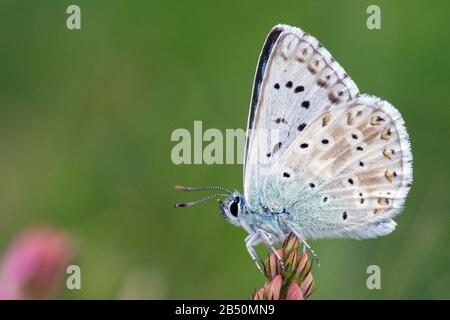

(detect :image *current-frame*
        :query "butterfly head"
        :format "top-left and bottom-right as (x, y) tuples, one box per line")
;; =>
(174, 185), (245, 227)
(218, 192), (245, 227)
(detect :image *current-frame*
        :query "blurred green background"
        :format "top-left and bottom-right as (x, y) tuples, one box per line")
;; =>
(0, 0), (449, 299)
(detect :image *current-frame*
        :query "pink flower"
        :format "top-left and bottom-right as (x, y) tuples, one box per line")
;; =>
(253, 274), (283, 300)
(0, 227), (75, 299)
(286, 283), (304, 300)
(252, 233), (316, 300)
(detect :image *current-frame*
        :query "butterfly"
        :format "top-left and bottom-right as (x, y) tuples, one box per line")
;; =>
(175, 24), (412, 272)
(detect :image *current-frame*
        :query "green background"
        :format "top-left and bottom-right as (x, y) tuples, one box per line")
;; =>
(0, 0), (449, 299)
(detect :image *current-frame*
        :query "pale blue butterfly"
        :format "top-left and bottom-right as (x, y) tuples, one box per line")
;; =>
(175, 24), (413, 272)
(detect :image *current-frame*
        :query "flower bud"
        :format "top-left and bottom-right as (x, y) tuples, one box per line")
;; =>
(253, 233), (315, 300)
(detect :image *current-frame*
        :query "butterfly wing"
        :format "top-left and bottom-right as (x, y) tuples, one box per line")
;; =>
(266, 95), (412, 239)
(243, 24), (358, 210)
(243, 24), (412, 239)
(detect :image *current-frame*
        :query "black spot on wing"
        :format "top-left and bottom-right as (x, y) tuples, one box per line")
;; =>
(294, 85), (304, 93)
(297, 123), (307, 131)
(301, 100), (310, 109)
(274, 117), (287, 124)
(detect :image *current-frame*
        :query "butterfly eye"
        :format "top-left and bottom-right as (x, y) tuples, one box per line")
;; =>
(229, 198), (239, 217)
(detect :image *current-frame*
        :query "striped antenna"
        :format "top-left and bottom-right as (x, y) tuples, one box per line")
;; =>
(174, 193), (229, 208)
(175, 185), (233, 194)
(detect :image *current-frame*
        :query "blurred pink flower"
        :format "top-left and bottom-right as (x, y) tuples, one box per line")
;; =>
(0, 227), (75, 300)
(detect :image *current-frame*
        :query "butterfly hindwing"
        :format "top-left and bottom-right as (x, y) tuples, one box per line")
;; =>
(264, 95), (412, 239)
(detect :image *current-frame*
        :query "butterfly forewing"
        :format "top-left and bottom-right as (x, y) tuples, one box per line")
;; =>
(244, 24), (359, 210)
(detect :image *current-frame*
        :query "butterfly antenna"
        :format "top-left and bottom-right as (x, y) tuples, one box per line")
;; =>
(175, 185), (233, 194)
(174, 193), (229, 208)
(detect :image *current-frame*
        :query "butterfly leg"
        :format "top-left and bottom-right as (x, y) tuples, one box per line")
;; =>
(257, 229), (284, 270)
(245, 233), (264, 274)
(301, 239), (319, 265)
(282, 219), (320, 265)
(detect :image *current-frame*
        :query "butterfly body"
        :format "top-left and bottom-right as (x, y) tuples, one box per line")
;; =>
(176, 24), (412, 270)
(220, 193), (288, 242)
